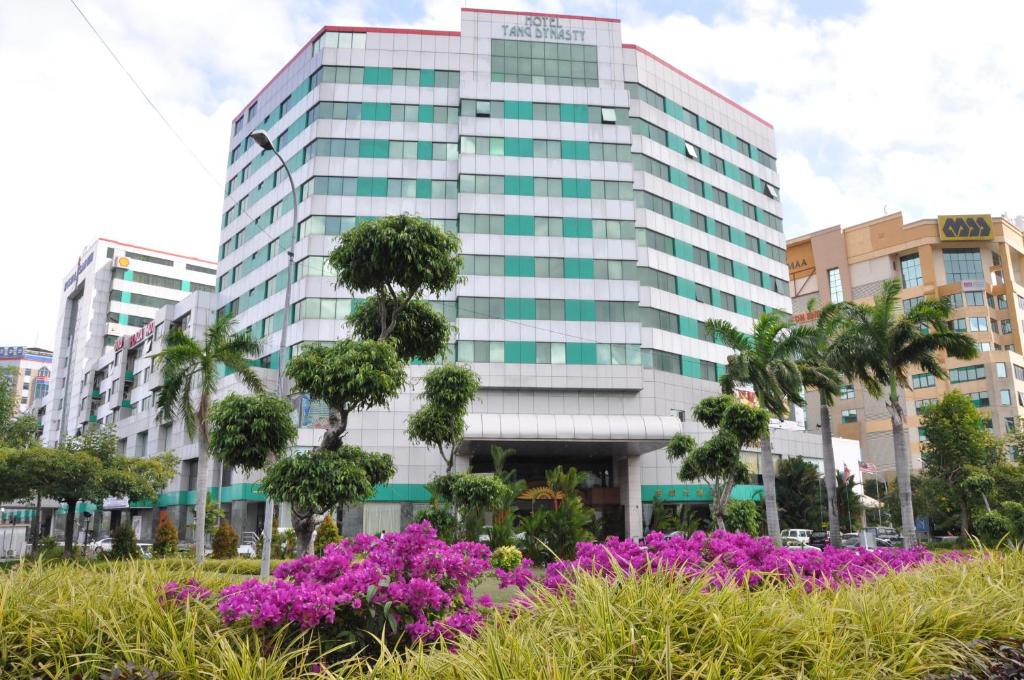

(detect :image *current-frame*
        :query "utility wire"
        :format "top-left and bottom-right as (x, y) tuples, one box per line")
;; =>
(67, 0), (222, 185)
(66, 0), (265, 230)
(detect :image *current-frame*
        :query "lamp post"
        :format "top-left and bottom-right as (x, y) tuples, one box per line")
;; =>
(249, 129), (299, 578)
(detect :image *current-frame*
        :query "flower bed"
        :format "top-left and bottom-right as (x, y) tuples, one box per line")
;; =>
(539, 530), (962, 591)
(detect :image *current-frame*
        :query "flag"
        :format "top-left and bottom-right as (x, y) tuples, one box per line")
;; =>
(842, 464), (853, 481)
(859, 460), (878, 474)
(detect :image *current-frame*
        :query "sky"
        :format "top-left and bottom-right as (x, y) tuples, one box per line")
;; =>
(2, 0), (1023, 347)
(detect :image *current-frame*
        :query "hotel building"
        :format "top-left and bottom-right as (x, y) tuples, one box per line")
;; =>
(210, 8), (859, 539)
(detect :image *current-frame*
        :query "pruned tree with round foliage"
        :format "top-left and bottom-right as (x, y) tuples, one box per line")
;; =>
(208, 391), (298, 576)
(329, 214), (462, 343)
(212, 521), (240, 559)
(260, 446), (396, 556)
(667, 395), (770, 531)
(208, 393), (298, 473)
(407, 363), (480, 474)
(348, 298), (451, 363)
(286, 340), (406, 451)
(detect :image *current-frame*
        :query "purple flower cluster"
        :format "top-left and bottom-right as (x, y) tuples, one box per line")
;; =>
(159, 578), (213, 604)
(541, 531), (960, 592)
(217, 521), (493, 647)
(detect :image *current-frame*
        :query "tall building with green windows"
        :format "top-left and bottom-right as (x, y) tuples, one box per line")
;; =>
(217, 8), (858, 539)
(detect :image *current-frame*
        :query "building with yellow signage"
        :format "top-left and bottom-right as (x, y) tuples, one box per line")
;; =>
(788, 212), (1023, 478)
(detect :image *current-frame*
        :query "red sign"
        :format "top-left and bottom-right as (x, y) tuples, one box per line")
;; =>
(792, 309), (822, 325)
(114, 321), (156, 351)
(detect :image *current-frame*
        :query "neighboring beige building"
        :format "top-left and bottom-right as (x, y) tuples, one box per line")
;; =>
(789, 212), (1022, 479)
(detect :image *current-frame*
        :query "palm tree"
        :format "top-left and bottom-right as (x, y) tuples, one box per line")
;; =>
(834, 279), (976, 547)
(800, 302), (851, 548)
(707, 312), (816, 541)
(154, 315), (263, 563)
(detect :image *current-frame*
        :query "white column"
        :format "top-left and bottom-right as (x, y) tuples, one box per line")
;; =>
(621, 455), (643, 539)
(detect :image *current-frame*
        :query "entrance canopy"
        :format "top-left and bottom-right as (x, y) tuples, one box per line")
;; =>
(459, 413), (681, 457)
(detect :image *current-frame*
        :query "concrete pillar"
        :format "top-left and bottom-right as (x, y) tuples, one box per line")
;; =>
(616, 455), (644, 539)
(229, 500), (247, 535)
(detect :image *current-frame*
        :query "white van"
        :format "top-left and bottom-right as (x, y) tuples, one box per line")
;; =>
(780, 529), (812, 545)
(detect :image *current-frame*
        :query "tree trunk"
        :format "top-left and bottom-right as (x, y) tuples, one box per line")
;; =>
(981, 493), (991, 512)
(193, 400), (210, 564)
(887, 381), (918, 548)
(320, 408), (348, 451)
(63, 498), (77, 558)
(959, 497), (971, 541)
(819, 405), (842, 548)
(760, 435), (781, 541)
(713, 479), (735, 531)
(292, 510), (316, 557)
(31, 493), (42, 554)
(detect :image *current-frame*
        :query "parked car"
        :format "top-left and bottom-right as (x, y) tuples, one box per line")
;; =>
(865, 526), (902, 546)
(809, 531), (829, 548)
(840, 532), (861, 547)
(86, 537), (113, 555)
(780, 529), (812, 545)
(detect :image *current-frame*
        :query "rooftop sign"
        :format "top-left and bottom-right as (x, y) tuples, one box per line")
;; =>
(938, 214), (992, 241)
(501, 16), (586, 42)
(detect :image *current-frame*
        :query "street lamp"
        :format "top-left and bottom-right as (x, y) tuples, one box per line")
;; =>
(249, 129), (300, 578)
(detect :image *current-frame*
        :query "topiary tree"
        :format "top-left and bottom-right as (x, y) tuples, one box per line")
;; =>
(110, 521), (141, 560)
(313, 514), (341, 555)
(208, 392), (297, 576)
(407, 364), (480, 475)
(260, 446), (396, 556)
(269, 215), (462, 557)
(212, 521), (240, 559)
(724, 500), (762, 535)
(667, 395), (770, 531)
(152, 511), (178, 557)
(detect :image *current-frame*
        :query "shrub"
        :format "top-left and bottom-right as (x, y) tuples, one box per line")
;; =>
(414, 506), (457, 543)
(218, 521), (494, 653)
(724, 500), (762, 535)
(999, 500), (1024, 541)
(974, 511), (1013, 546)
(313, 514), (341, 555)
(211, 522), (239, 560)
(153, 511), (179, 557)
(491, 545), (524, 572)
(111, 522), (141, 560)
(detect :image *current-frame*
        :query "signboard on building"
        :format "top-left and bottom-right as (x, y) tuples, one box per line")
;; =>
(0, 346), (26, 359)
(938, 214), (993, 241)
(787, 241), (816, 279)
(960, 280), (986, 292)
(63, 252), (95, 291)
(791, 309), (822, 325)
(501, 15), (587, 41)
(113, 320), (156, 351)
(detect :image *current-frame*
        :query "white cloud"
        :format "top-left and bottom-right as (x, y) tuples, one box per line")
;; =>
(2, 0), (1022, 347)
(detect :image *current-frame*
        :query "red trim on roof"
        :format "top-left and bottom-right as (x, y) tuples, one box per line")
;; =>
(99, 238), (217, 265)
(235, 26), (460, 120)
(462, 7), (620, 23)
(321, 25), (459, 36)
(623, 44), (773, 129)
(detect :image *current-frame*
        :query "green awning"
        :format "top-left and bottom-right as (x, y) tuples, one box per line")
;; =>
(641, 484), (764, 503)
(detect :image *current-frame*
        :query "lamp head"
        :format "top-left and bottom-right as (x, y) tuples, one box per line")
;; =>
(248, 130), (274, 151)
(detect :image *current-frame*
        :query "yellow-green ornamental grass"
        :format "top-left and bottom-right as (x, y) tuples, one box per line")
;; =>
(1, 551), (1023, 679)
